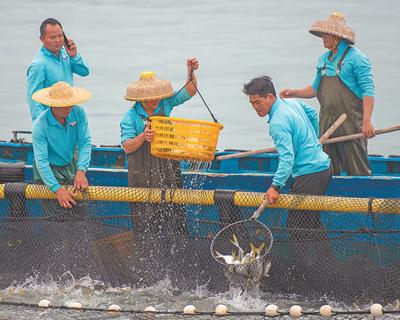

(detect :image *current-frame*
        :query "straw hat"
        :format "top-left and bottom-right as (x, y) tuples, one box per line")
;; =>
(32, 81), (91, 107)
(125, 71), (174, 102)
(309, 12), (355, 45)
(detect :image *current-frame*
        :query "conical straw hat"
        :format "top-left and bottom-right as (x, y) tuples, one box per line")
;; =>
(309, 12), (355, 45)
(32, 81), (91, 107)
(124, 71), (174, 102)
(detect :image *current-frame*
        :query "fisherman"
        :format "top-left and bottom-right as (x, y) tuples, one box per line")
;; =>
(27, 18), (89, 122)
(243, 76), (336, 286)
(280, 12), (375, 176)
(31, 81), (92, 209)
(120, 58), (201, 288)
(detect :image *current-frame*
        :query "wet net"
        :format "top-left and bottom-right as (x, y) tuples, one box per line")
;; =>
(1, 182), (400, 318)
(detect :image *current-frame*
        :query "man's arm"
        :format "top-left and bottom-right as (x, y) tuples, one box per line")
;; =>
(64, 39), (90, 77)
(280, 85), (317, 99)
(75, 108), (92, 190)
(70, 54), (90, 77)
(271, 125), (295, 188)
(166, 58), (200, 108)
(353, 54), (375, 138)
(27, 63), (47, 121)
(265, 123), (295, 204)
(32, 125), (61, 193)
(362, 96), (375, 138)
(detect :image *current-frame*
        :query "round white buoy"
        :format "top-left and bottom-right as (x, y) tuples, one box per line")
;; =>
(38, 299), (52, 308)
(265, 304), (279, 317)
(370, 303), (383, 316)
(71, 302), (83, 309)
(215, 304), (228, 315)
(320, 305), (333, 317)
(65, 301), (83, 309)
(108, 304), (121, 312)
(144, 306), (156, 312)
(183, 305), (196, 314)
(289, 305), (302, 318)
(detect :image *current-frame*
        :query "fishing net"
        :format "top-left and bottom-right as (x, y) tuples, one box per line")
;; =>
(1, 182), (400, 318)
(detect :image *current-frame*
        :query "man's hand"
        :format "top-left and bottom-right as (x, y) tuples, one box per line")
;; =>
(187, 57), (199, 76)
(74, 170), (88, 192)
(55, 187), (76, 208)
(362, 119), (375, 138)
(279, 89), (295, 98)
(265, 187), (280, 204)
(65, 38), (78, 57)
(143, 122), (155, 142)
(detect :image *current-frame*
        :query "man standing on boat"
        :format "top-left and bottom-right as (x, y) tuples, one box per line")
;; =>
(120, 58), (201, 287)
(31, 81), (92, 209)
(243, 76), (331, 208)
(27, 18), (89, 122)
(244, 76), (336, 283)
(280, 12), (375, 176)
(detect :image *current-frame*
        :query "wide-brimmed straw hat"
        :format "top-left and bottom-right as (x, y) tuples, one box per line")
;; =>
(32, 81), (91, 107)
(124, 71), (174, 102)
(309, 12), (355, 45)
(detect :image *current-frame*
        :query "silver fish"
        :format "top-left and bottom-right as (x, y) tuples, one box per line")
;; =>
(230, 234), (245, 261)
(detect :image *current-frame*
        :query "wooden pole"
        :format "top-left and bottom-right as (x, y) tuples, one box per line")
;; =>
(322, 125), (400, 144)
(216, 122), (400, 161)
(216, 113), (348, 161)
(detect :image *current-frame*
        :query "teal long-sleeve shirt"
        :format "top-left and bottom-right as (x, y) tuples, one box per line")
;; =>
(268, 98), (330, 188)
(312, 40), (375, 99)
(120, 88), (192, 145)
(27, 46), (90, 121)
(32, 106), (92, 192)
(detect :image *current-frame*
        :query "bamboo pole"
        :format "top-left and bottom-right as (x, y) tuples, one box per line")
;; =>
(216, 123), (400, 161)
(323, 125), (400, 144)
(2, 184), (400, 215)
(216, 113), (347, 161)
(319, 113), (348, 142)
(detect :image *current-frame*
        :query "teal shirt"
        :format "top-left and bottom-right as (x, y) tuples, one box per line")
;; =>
(27, 46), (90, 121)
(312, 40), (375, 99)
(120, 89), (192, 145)
(268, 98), (330, 188)
(32, 106), (92, 192)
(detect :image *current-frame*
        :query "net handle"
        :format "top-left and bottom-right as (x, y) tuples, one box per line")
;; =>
(251, 199), (269, 220)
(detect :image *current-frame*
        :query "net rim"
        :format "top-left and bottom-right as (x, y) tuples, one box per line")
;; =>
(210, 219), (273, 266)
(150, 116), (224, 129)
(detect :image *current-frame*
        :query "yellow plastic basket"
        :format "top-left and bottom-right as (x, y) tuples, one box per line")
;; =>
(150, 116), (224, 162)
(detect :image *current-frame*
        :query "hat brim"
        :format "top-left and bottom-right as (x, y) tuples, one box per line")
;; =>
(124, 91), (174, 102)
(32, 87), (92, 107)
(309, 28), (355, 45)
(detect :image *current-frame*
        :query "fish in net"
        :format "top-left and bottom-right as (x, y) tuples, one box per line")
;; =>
(211, 218), (273, 290)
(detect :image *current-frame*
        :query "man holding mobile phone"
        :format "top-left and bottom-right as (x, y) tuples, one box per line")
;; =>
(27, 18), (90, 121)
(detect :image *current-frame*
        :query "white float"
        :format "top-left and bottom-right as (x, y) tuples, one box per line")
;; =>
(265, 304), (279, 316)
(65, 301), (83, 309)
(183, 304), (196, 314)
(107, 304), (121, 312)
(144, 306), (156, 312)
(320, 305), (333, 317)
(289, 305), (302, 318)
(370, 303), (383, 316)
(215, 304), (228, 315)
(38, 299), (51, 308)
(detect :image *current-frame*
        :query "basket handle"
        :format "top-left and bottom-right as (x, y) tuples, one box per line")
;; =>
(251, 198), (269, 220)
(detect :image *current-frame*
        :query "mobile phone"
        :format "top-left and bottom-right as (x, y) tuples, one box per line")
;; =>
(63, 31), (70, 50)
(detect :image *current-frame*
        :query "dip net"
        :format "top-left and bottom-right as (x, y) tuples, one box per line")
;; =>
(1, 182), (400, 317)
